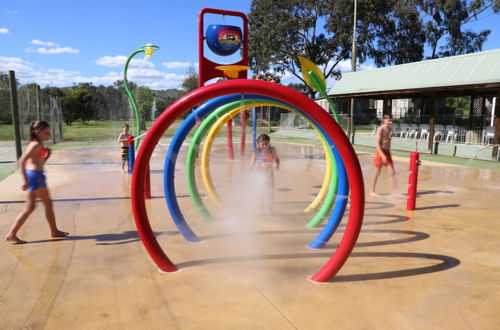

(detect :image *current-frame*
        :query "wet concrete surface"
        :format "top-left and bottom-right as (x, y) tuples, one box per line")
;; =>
(1, 142), (499, 329)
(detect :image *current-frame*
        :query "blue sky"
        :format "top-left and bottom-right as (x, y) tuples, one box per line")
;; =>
(1, 0), (500, 90)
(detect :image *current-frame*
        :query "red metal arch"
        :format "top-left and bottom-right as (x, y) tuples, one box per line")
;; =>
(130, 79), (365, 282)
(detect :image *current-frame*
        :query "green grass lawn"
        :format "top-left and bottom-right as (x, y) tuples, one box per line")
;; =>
(0, 120), (183, 141)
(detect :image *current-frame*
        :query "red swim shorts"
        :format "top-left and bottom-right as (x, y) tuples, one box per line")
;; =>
(374, 149), (393, 167)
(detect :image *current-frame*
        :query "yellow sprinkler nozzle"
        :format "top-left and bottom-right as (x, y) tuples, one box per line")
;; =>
(144, 44), (155, 59)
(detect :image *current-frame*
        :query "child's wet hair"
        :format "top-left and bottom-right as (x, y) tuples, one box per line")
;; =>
(257, 134), (271, 143)
(123, 124), (129, 129)
(29, 120), (50, 141)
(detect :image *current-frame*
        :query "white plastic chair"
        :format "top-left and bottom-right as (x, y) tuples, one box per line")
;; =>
(433, 124), (445, 141)
(419, 124), (429, 140)
(391, 123), (400, 137)
(445, 125), (457, 142)
(399, 123), (410, 138)
(408, 124), (419, 139)
(483, 126), (495, 145)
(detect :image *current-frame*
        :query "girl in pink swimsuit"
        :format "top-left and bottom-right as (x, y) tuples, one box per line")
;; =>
(5, 120), (69, 244)
(251, 134), (280, 213)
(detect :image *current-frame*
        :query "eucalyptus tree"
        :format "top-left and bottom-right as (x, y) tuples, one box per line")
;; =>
(249, 0), (395, 97)
(421, 0), (500, 58)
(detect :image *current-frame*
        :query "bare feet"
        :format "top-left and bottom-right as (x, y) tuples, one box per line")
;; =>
(391, 194), (407, 199)
(369, 192), (382, 198)
(5, 235), (27, 245)
(51, 230), (69, 238)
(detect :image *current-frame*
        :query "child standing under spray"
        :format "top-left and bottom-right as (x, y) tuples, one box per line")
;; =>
(5, 120), (69, 244)
(251, 134), (280, 213)
(117, 124), (131, 173)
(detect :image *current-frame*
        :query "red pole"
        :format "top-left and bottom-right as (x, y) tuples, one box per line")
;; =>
(240, 110), (246, 156)
(227, 119), (234, 160)
(406, 152), (421, 211)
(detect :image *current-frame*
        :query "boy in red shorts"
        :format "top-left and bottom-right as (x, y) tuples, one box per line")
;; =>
(369, 114), (399, 197)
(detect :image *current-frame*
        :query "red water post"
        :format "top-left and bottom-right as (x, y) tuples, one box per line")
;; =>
(227, 119), (234, 160)
(406, 152), (421, 211)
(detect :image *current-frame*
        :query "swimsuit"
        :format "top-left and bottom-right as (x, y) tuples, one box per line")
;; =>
(374, 149), (393, 167)
(26, 170), (47, 191)
(36, 146), (48, 158)
(255, 147), (274, 171)
(121, 146), (129, 162)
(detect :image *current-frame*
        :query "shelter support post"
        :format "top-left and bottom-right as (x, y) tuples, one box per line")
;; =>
(348, 98), (354, 143)
(428, 94), (436, 153)
(382, 96), (391, 116)
(493, 92), (500, 161)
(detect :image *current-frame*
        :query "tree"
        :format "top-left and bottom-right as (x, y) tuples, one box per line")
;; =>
(361, 0), (426, 66)
(134, 86), (154, 130)
(0, 72), (12, 124)
(155, 96), (177, 118)
(60, 88), (95, 125)
(421, 0), (500, 58)
(446, 96), (469, 116)
(181, 66), (199, 94)
(286, 83), (309, 95)
(249, 0), (500, 92)
(249, 0), (393, 98)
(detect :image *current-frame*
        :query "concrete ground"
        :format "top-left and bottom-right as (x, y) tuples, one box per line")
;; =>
(0, 142), (499, 329)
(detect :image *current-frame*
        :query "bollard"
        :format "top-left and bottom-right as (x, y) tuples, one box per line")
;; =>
(128, 136), (135, 174)
(433, 141), (439, 154)
(406, 152), (421, 211)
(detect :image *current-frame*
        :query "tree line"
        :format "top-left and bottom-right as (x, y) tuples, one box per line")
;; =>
(0, 68), (199, 126)
(249, 0), (500, 97)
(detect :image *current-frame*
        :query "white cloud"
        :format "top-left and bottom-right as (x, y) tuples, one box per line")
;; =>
(4, 10), (19, 14)
(31, 39), (59, 47)
(0, 56), (36, 74)
(162, 61), (192, 69)
(0, 55), (186, 89)
(327, 59), (375, 75)
(0, 28), (9, 34)
(95, 55), (155, 68)
(37, 47), (80, 54)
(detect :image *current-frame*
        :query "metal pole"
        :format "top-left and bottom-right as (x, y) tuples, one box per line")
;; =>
(349, 0), (357, 142)
(8, 70), (22, 160)
(491, 97), (496, 127)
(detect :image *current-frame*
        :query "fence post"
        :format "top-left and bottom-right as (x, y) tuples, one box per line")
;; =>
(8, 71), (22, 160)
(406, 152), (421, 211)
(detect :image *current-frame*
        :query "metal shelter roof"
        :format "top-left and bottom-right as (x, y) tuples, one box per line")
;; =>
(329, 48), (500, 98)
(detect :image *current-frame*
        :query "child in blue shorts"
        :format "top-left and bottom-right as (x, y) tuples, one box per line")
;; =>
(5, 120), (69, 244)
